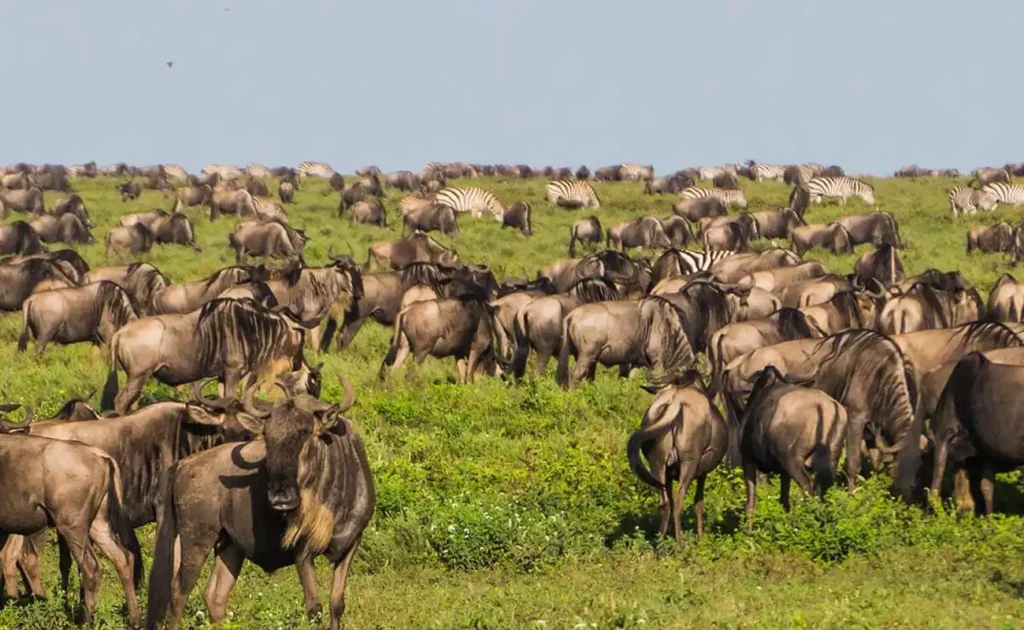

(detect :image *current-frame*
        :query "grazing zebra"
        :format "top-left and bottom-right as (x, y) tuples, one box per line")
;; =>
(298, 161), (335, 178)
(949, 186), (998, 216)
(435, 187), (505, 220)
(546, 180), (601, 209)
(620, 164), (654, 181)
(159, 164), (189, 182)
(981, 182), (1024, 209)
(747, 161), (786, 182)
(806, 176), (875, 206)
(678, 186), (747, 210)
(245, 163), (271, 178)
(674, 249), (737, 274)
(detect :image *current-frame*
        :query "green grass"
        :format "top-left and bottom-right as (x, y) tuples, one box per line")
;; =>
(2, 174), (1024, 629)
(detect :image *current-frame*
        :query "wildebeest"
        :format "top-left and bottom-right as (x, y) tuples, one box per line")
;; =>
(879, 282), (984, 335)
(627, 371), (727, 542)
(644, 174), (693, 195)
(402, 204), (458, 236)
(150, 265), (254, 314)
(122, 210), (198, 249)
(710, 248), (802, 284)
(29, 213), (92, 245)
(334, 271), (403, 350)
(966, 222), (1013, 253)
(568, 216), (602, 257)
(988, 273), (1024, 322)
(245, 177), (270, 197)
(146, 381), (374, 630)
(712, 171), (740, 190)
(0, 221), (45, 256)
(209, 188), (256, 220)
(800, 289), (884, 335)
(835, 211), (902, 248)
(386, 170), (419, 191)
(747, 208), (804, 240)
(660, 216), (694, 249)
(50, 194), (93, 228)
(119, 181), (141, 202)
(969, 167), (1012, 187)
(556, 295), (696, 388)
(279, 181), (295, 204)
(29, 171), (72, 192)
(489, 278), (557, 361)
(0, 258), (79, 311)
(0, 430), (140, 627)
(102, 298), (313, 414)
(174, 184), (212, 209)
(18, 281), (137, 354)
(739, 261), (829, 293)
(3, 249), (89, 285)
(703, 221), (754, 252)
(0, 187), (45, 216)
(230, 220), (307, 264)
(343, 198), (387, 227)
(720, 330), (917, 490)
(854, 244), (904, 287)
(1, 172), (32, 189)
(379, 288), (499, 383)
(106, 223), (154, 256)
(501, 201), (532, 236)
(672, 196), (727, 223)
(730, 366), (847, 526)
(85, 263), (169, 316)
(607, 217), (671, 251)
(366, 231), (459, 270)
(790, 223), (853, 256)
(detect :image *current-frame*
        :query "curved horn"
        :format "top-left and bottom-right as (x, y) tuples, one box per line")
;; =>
(242, 383), (271, 419)
(335, 376), (355, 413)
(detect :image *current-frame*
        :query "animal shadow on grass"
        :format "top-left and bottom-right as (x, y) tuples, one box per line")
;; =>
(991, 569), (1024, 599)
(606, 506), (744, 549)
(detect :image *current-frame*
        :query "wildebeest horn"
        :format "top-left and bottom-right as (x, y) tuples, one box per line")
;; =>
(22, 405), (33, 423)
(0, 403), (21, 414)
(335, 376), (355, 413)
(311, 362), (324, 375)
(242, 384), (271, 420)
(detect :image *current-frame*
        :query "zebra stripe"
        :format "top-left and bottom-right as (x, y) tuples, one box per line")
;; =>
(619, 164), (654, 181)
(246, 163), (271, 178)
(748, 161), (786, 182)
(546, 180), (601, 209)
(678, 186), (747, 209)
(251, 196), (288, 221)
(981, 183), (1024, 207)
(298, 162), (335, 178)
(673, 250), (736, 274)
(949, 186), (997, 215)
(806, 176), (875, 206)
(435, 187), (505, 220)
(159, 164), (190, 182)
(202, 164), (243, 181)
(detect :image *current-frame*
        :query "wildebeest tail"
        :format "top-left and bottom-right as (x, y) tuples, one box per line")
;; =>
(379, 311), (406, 379)
(627, 410), (678, 489)
(811, 404), (836, 495)
(101, 333), (120, 411)
(555, 315), (574, 388)
(568, 227), (578, 257)
(17, 299), (32, 353)
(511, 312), (531, 379)
(146, 462), (179, 629)
(707, 331), (726, 398)
(100, 453), (144, 589)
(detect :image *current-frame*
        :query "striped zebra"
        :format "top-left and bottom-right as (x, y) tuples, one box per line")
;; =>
(674, 249), (736, 274)
(619, 164), (654, 181)
(202, 164), (243, 181)
(949, 186), (997, 215)
(435, 187), (505, 220)
(159, 164), (190, 183)
(679, 186), (747, 209)
(298, 161), (335, 178)
(546, 180), (601, 209)
(747, 161), (786, 182)
(251, 196), (289, 222)
(806, 176), (875, 206)
(398, 194), (436, 216)
(245, 163), (271, 178)
(981, 182), (1024, 208)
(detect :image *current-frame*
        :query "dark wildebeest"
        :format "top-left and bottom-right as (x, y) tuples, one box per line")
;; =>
(790, 223), (853, 256)
(644, 174), (693, 195)
(575, 165), (591, 180)
(245, 177), (270, 197)
(854, 244), (904, 288)
(748, 208), (804, 240)
(607, 217), (671, 251)
(720, 330), (917, 491)
(209, 188), (255, 220)
(379, 288), (499, 383)
(538, 258), (582, 293)
(2, 249), (89, 285)
(489, 278), (557, 361)
(230, 220), (307, 264)
(174, 184), (212, 209)
(673, 196), (728, 223)
(627, 371), (727, 542)
(366, 231), (459, 270)
(966, 222), (1013, 253)
(386, 170), (419, 191)
(278, 181), (295, 204)
(119, 181), (141, 202)
(712, 171), (740, 190)
(32, 172), (72, 192)
(800, 289), (885, 335)
(708, 308), (826, 393)
(988, 273), (1024, 322)
(106, 223), (154, 256)
(29, 214), (92, 245)
(703, 221), (755, 252)
(835, 211), (902, 248)
(340, 184), (372, 211)
(0, 430), (140, 627)
(969, 167), (1012, 187)
(556, 295), (696, 388)
(879, 282), (984, 335)
(0, 187), (45, 216)
(511, 277), (620, 378)
(0, 221), (45, 256)
(661, 216), (694, 248)
(710, 248), (802, 284)
(50, 194), (93, 228)
(402, 204), (458, 236)
(0, 258), (79, 311)
(146, 381), (374, 630)
(572, 250), (650, 296)
(568, 216), (602, 257)
(102, 298), (314, 414)
(150, 265), (254, 315)
(334, 272), (403, 350)
(84, 263), (170, 316)
(343, 198), (387, 227)
(18, 281), (137, 354)
(729, 366), (846, 527)
(739, 261), (829, 293)
(501, 201), (532, 236)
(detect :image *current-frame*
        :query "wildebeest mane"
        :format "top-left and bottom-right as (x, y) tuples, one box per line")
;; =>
(567, 276), (620, 302)
(196, 298), (295, 375)
(44, 249), (90, 278)
(775, 307), (821, 339)
(93, 281), (138, 331)
(903, 282), (951, 328)
(669, 279), (732, 352)
(401, 261), (456, 293)
(951, 321), (1024, 352)
(125, 262), (169, 312)
(639, 295), (696, 382)
(827, 291), (867, 328)
(200, 265), (250, 292)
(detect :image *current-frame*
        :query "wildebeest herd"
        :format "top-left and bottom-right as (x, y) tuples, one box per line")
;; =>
(1, 158), (1024, 627)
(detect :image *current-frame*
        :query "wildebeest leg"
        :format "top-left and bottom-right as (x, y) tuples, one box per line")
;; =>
(55, 527), (99, 626)
(295, 556), (323, 619)
(779, 472), (792, 512)
(951, 466), (975, 515)
(58, 537), (73, 607)
(672, 463), (697, 545)
(979, 462), (996, 516)
(335, 317), (365, 351)
(618, 363), (632, 378)
(202, 544), (243, 624)
(693, 475), (707, 540)
(88, 509), (140, 627)
(116, 372), (150, 416)
(536, 347), (553, 375)
(307, 326), (322, 353)
(0, 536), (22, 599)
(20, 532), (47, 599)
(170, 541), (216, 630)
(329, 537), (362, 630)
(782, 456), (813, 496)
(456, 358), (468, 384)
(744, 460), (758, 533)
(930, 436), (949, 498)
(845, 413), (868, 491)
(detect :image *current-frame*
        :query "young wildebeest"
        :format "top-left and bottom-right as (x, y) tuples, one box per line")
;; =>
(627, 371), (727, 543)
(278, 181), (295, 204)
(366, 231), (459, 270)
(343, 198), (387, 227)
(402, 204), (458, 236)
(230, 220), (307, 264)
(966, 222), (1013, 253)
(0, 186), (45, 216)
(556, 295), (696, 388)
(790, 223), (853, 257)
(0, 221), (45, 256)
(18, 281), (137, 354)
(672, 196), (727, 223)
(118, 181), (141, 202)
(606, 216), (671, 251)
(29, 213), (93, 245)
(988, 273), (1024, 322)
(0, 429), (140, 627)
(568, 216), (602, 257)
(501, 201), (532, 236)
(879, 282), (984, 335)
(102, 298), (312, 414)
(854, 243), (904, 288)
(145, 382), (374, 630)
(0, 258), (79, 311)
(728, 366), (847, 528)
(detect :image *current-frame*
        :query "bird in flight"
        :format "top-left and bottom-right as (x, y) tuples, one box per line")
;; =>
(166, 61), (174, 69)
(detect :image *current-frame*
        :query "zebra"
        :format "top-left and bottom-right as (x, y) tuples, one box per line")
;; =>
(245, 163), (271, 178)
(251, 196), (289, 222)
(949, 186), (998, 216)
(619, 164), (654, 181)
(747, 161), (786, 182)
(546, 180), (601, 209)
(673, 249), (736, 275)
(981, 182), (1024, 208)
(298, 161), (335, 178)
(202, 164), (243, 181)
(159, 164), (190, 183)
(678, 186), (747, 210)
(805, 176), (875, 206)
(435, 187), (505, 220)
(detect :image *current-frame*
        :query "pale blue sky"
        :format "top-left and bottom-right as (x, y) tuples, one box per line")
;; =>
(2, 0), (1019, 175)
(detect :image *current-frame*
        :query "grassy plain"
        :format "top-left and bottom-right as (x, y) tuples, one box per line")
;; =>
(1, 174), (1024, 629)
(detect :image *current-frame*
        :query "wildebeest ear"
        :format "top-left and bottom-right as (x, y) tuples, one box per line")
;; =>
(184, 404), (225, 426)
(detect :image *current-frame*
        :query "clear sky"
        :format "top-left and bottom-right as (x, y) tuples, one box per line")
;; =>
(2, 0), (1020, 175)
